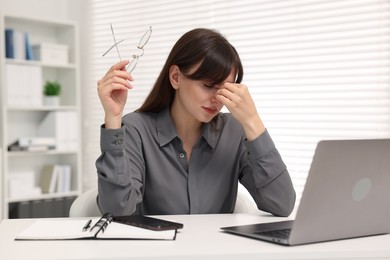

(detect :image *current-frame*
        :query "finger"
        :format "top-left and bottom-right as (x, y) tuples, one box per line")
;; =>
(110, 60), (130, 72)
(217, 88), (240, 103)
(109, 70), (133, 84)
(98, 75), (133, 94)
(109, 67), (133, 81)
(99, 70), (133, 88)
(119, 64), (134, 81)
(105, 60), (134, 80)
(216, 93), (234, 107)
(220, 82), (239, 92)
(111, 75), (134, 89)
(100, 81), (130, 96)
(104, 76), (133, 91)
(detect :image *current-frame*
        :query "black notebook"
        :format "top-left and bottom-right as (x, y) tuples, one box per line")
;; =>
(15, 213), (182, 241)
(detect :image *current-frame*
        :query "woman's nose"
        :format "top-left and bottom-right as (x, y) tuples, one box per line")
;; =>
(211, 92), (221, 105)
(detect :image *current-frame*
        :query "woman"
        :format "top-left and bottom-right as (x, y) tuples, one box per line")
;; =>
(96, 28), (296, 216)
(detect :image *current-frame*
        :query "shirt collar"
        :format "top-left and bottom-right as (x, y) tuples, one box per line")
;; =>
(157, 108), (178, 147)
(157, 108), (222, 149)
(200, 119), (220, 149)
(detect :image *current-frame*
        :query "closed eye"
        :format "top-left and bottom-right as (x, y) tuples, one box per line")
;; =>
(203, 83), (214, 89)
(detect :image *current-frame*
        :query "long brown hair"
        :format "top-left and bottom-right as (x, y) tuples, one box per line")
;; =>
(137, 28), (243, 112)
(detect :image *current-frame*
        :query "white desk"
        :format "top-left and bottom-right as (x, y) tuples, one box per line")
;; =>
(1, 213), (390, 260)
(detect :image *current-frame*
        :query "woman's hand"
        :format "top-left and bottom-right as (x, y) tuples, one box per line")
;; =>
(97, 60), (133, 128)
(216, 82), (265, 141)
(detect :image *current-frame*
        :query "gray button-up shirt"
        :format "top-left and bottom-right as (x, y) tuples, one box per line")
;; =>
(96, 108), (296, 216)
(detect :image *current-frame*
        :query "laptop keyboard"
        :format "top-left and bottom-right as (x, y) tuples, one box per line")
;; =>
(254, 228), (292, 239)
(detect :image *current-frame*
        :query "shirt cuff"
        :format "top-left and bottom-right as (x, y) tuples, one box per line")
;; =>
(100, 124), (125, 151)
(244, 129), (276, 159)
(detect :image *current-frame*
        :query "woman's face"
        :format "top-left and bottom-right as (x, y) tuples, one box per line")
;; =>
(171, 65), (236, 123)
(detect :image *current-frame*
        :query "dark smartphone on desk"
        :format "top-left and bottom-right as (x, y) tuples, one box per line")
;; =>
(113, 215), (184, 231)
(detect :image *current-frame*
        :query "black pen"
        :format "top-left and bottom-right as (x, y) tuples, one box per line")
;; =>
(82, 219), (92, 232)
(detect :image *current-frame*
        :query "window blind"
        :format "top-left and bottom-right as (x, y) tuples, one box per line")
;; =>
(86, 0), (390, 205)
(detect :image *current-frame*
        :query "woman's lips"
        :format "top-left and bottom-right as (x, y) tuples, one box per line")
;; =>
(202, 106), (218, 115)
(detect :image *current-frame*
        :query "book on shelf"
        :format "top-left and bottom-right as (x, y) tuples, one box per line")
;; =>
(57, 165), (71, 193)
(5, 28), (15, 59)
(5, 28), (27, 60)
(39, 164), (72, 194)
(25, 32), (34, 60)
(15, 213), (182, 241)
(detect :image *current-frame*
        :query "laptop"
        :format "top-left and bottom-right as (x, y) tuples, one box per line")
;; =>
(221, 139), (390, 245)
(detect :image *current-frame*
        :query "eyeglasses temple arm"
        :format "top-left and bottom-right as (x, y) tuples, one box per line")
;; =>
(102, 38), (126, 57)
(110, 23), (122, 60)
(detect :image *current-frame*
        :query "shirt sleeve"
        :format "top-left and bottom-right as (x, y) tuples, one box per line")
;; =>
(95, 124), (144, 216)
(239, 129), (296, 217)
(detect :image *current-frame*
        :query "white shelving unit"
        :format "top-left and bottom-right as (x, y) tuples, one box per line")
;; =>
(0, 13), (82, 219)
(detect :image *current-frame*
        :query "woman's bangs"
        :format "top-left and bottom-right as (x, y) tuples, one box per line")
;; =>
(186, 50), (238, 84)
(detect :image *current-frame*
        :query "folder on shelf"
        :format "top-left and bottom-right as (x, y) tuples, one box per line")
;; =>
(15, 213), (182, 241)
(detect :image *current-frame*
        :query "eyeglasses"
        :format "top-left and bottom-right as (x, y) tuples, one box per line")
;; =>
(102, 24), (152, 73)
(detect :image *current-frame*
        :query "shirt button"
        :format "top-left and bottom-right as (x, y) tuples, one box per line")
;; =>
(179, 153), (185, 159)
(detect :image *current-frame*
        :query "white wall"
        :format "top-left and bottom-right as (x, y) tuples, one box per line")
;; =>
(0, 0), (69, 19)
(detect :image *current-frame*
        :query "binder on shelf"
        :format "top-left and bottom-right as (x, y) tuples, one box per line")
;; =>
(15, 213), (182, 241)
(8, 171), (42, 199)
(37, 111), (78, 151)
(5, 64), (42, 107)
